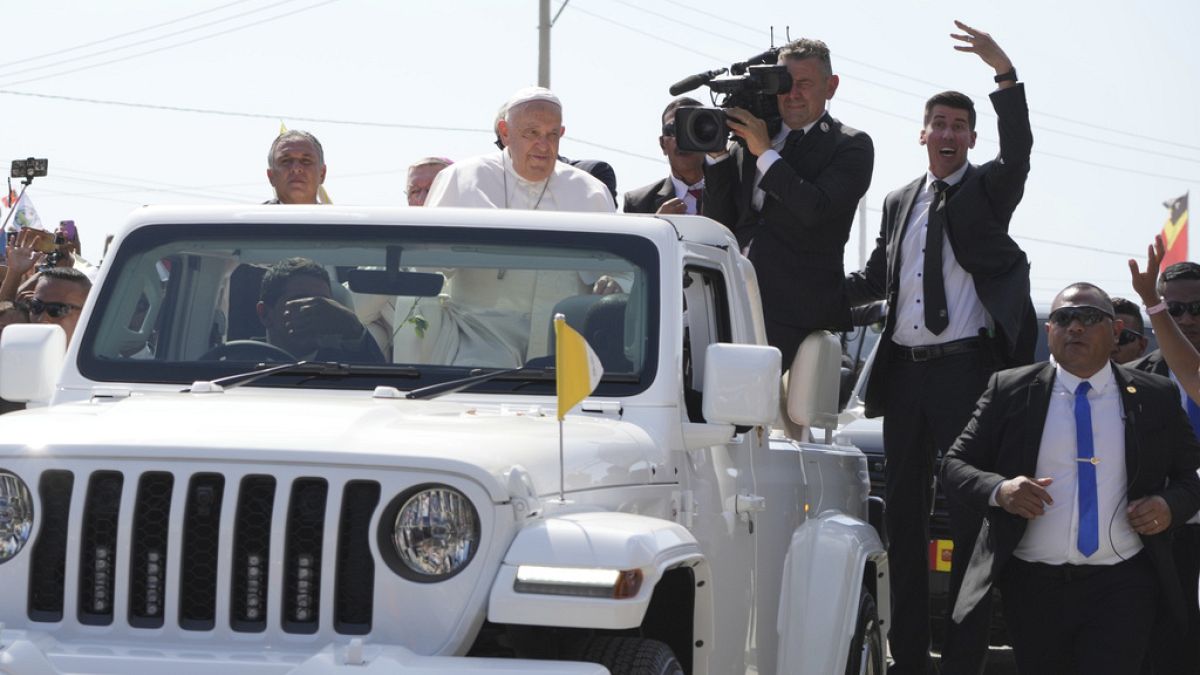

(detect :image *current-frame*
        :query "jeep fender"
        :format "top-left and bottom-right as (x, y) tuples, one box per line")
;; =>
(488, 511), (706, 631)
(776, 511), (889, 675)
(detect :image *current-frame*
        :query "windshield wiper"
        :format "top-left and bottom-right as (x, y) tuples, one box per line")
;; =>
(404, 366), (555, 400)
(183, 361), (420, 392)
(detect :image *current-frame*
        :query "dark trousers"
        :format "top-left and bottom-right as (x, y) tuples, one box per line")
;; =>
(1147, 524), (1200, 674)
(882, 351), (992, 675)
(764, 318), (811, 372)
(1000, 554), (1157, 675)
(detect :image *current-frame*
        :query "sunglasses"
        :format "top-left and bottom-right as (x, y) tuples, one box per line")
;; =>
(662, 122), (676, 137)
(1167, 300), (1200, 318)
(1116, 328), (1144, 346)
(1048, 305), (1113, 327)
(29, 299), (83, 319)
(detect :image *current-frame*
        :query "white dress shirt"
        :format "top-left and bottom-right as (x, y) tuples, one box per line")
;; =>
(1012, 364), (1143, 565)
(891, 163), (990, 347)
(669, 175), (705, 214)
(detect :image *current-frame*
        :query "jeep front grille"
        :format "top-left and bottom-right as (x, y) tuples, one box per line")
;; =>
(28, 469), (380, 635)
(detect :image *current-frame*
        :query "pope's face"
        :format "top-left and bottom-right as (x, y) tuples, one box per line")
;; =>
(267, 139), (326, 204)
(499, 101), (562, 182)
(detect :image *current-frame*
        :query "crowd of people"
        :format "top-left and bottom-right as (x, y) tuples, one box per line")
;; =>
(1, 17), (1199, 675)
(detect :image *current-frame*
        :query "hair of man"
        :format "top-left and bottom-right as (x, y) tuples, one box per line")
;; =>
(1053, 281), (1114, 313)
(777, 38), (833, 78)
(407, 157), (452, 181)
(259, 257), (329, 306)
(924, 91), (977, 131)
(1158, 261), (1200, 293)
(661, 96), (703, 125)
(37, 265), (92, 291)
(1110, 296), (1145, 333)
(268, 130), (325, 169)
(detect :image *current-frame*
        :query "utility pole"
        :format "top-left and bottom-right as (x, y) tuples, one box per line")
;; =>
(538, 0), (551, 87)
(537, 1), (569, 88)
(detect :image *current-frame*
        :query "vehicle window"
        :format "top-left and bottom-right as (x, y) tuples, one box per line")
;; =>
(682, 265), (732, 422)
(80, 223), (660, 396)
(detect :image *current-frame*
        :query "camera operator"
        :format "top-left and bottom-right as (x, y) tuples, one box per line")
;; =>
(703, 38), (873, 367)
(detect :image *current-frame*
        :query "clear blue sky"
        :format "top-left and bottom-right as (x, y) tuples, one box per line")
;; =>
(2, 0), (1196, 305)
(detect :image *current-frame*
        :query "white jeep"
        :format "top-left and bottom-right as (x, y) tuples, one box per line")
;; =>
(0, 206), (887, 674)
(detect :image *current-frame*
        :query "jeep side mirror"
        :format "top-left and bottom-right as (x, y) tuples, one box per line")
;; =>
(1, 324), (66, 403)
(701, 343), (781, 427)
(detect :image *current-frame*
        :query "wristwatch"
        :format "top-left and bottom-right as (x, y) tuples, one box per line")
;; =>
(993, 68), (1018, 83)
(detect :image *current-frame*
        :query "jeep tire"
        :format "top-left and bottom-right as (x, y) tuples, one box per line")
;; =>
(579, 636), (684, 675)
(845, 588), (885, 675)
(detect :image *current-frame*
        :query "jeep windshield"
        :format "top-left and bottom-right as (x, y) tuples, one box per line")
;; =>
(80, 221), (659, 396)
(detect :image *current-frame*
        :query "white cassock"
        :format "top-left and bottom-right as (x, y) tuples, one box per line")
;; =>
(424, 149), (615, 213)
(366, 150), (621, 367)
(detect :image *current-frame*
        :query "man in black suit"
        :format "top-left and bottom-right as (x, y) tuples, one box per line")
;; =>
(703, 37), (873, 366)
(943, 283), (1200, 674)
(624, 97), (705, 215)
(844, 21), (1036, 675)
(1131, 260), (1200, 674)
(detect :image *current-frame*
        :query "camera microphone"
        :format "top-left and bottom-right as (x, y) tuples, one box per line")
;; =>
(729, 48), (779, 75)
(669, 69), (726, 96)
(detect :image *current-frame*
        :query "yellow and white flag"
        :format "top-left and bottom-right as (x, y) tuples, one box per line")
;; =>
(554, 314), (604, 420)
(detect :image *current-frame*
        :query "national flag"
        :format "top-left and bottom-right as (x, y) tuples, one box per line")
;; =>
(278, 120), (332, 204)
(12, 193), (43, 232)
(1161, 192), (1189, 268)
(554, 314), (604, 420)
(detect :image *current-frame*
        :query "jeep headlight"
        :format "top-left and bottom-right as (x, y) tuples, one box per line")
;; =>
(0, 470), (33, 563)
(381, 485), (479, 581)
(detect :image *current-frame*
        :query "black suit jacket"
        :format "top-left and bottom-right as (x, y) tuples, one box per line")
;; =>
(846, 85), (1036, 417)
(1132, 349), (1170, 377)
(704, 112), (873, 332)
(942, 362), (1200, 625)
(623, 177), (674, 214)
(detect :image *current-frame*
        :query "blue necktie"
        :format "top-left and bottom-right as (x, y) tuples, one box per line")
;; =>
(1187, 396), (1200, 438)
(1074, 381), (1099, 557)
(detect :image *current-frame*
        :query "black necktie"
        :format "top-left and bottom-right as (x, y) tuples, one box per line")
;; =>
(924, 180), (949, 334)
(782, 128), (805, 154)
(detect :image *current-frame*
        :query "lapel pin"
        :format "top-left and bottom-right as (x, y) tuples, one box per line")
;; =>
(1126, 386), (1137, 394)
(820, 121), (830, 133)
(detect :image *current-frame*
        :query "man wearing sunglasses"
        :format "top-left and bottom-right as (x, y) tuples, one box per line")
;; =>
(30, 266), (90, 343)
(623, 97), (705, 216)
(1110, 297), (1148, 364)
(1131, 260), (1200, 673)
(944, 282), (1200, 674)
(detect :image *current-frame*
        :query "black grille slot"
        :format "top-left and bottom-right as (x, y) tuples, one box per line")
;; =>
(78, 471), (123, 625)
(231, 475), (276, 633)
(179, 473), (224, 630)
(282, 478), (327, 634)
(128, 472), (174, 628)
(28, 470), (74, 622)
(335, 481), (380, 635)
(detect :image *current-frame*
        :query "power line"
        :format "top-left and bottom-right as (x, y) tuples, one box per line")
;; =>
(0, 0), (257, 70)
(0, 0), (306, 79)
(0, 0), (339, 89)
(1013, 235), (1142, 258)
(621, 1), (1200, 153)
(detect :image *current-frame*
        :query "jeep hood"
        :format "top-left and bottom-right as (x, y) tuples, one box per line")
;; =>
(0, 391), (659, 502)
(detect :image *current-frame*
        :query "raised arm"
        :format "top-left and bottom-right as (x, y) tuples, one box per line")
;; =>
(1129, 234), (1200, 402)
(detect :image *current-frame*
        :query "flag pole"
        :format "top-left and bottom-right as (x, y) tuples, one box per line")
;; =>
(558, 419), (565, 503)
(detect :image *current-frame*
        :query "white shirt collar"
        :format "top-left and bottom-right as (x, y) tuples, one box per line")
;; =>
(670, 174), (704, 195)
(1054, 362), (1115, 398)
(924, 161), (970, 192)
(771, 115), (823, 145)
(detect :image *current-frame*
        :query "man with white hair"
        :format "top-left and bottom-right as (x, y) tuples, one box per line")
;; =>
(425, 87), (613, 212)
(405, 157), (452, 206)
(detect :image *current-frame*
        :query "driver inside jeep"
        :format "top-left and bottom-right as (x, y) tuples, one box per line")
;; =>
(249, 257), (384, 363)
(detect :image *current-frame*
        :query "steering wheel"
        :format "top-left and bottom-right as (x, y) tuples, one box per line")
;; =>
(199, 340), (296, 363)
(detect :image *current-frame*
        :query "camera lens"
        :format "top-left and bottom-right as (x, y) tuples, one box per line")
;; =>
(692, 114), (724, 145)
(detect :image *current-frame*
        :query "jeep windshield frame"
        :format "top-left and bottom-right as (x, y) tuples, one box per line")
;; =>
(79, 221), (660, 397)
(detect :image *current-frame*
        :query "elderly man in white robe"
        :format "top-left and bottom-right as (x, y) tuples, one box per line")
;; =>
(379, 87), (626, 368)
